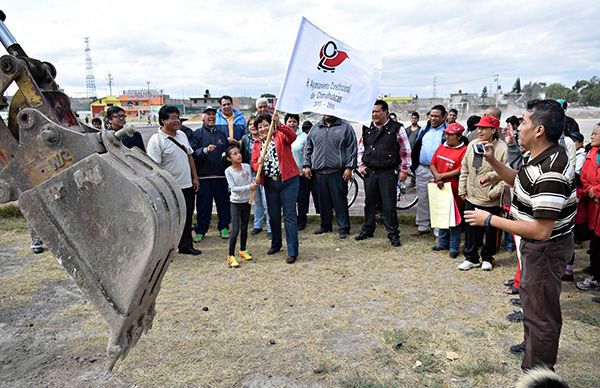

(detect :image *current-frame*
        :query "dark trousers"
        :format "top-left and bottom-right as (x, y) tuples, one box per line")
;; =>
(361, 169), (399, 239)
(590, 233), (600, 279)
(195, 178), (231, 235)
(229, 202), (250, 255)
(265, 176), (299, 257)
(315, 171), (350, 233)
(179, 187), (195, 251)
(297, 175), (320, 228)
(520, 234), (573, 370)
(463, 201), (501, 263)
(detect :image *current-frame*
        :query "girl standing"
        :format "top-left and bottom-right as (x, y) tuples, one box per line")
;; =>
(224, 146), (256, 268)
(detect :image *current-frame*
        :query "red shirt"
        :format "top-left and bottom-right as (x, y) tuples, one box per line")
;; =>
(251, 123), (299, 184)
(431, 142), (467, 204)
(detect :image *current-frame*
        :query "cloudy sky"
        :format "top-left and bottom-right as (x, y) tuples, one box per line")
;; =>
(2, 0), (598, 99)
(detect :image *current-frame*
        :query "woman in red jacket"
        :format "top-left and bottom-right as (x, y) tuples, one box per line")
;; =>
(252, 112), (300, 264)
(577, 123), (600, 291)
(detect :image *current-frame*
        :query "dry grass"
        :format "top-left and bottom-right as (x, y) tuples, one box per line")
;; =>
(1, 216), (599, 387)
(0, 218), (68, 309)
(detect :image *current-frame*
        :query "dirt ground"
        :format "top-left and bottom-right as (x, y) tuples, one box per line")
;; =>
(1, 215), (599, 387)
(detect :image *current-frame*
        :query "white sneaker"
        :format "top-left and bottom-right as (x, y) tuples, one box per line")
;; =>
(481, 261), (493, 271)
(458, 260), (481, 271)
(576, 276), (600, 291)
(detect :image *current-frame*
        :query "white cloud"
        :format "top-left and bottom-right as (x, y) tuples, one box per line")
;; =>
(1, 0), (598, 99)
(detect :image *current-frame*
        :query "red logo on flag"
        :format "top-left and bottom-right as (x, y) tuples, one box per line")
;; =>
(317, 41), (349, 73)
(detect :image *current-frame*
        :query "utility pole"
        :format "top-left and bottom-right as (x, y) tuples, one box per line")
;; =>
(146, 81), (151, 119)
(433, 76), (437, 98)
(106, 72), (113, 96)
(493, 74), (499, 107)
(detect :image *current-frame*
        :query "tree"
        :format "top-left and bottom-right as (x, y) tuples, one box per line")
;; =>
(260, 93), (276, 98)
(578, 76), (600, 106)
(481, 86), (488, 98)
(511, 77), (521, 93)
(544, 83), (578, 102)
(522, 81), (547, 101)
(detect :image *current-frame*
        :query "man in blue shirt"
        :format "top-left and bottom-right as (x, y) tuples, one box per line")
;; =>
(410, 105), (448, 235)
(214, 95), (247, 145)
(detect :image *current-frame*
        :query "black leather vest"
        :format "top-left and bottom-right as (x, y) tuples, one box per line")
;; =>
(361, 121), (401, 169)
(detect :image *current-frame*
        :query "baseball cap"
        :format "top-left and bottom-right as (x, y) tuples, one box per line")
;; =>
(475, 115), (500, 129)
(203, 106), (217, 113)
(444, 122), (465, 134)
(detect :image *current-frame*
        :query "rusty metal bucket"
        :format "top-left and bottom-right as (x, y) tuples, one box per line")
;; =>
(10, 109), (184, 371)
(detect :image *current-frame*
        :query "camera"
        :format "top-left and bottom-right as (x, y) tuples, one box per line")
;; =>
(474, 144), (485, 155)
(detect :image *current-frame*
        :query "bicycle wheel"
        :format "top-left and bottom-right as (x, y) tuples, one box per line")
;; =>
(397, 172), (418, 210)
(347, 176), (359, 208)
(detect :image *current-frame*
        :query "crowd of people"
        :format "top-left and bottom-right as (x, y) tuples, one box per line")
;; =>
(26, 94), (595, 375)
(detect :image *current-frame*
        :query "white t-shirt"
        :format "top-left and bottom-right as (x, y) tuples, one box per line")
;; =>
(147, 129), (193, 189)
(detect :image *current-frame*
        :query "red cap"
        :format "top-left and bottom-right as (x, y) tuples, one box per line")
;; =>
(444, 122), (465, 134)
(475, 115), (500, 129)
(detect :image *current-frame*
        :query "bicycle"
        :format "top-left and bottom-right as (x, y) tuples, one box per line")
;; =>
(347, 169), (418, 210)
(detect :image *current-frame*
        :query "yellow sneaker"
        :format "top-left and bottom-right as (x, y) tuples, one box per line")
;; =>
(239, 250), (253, 261)
(226, 255), (239, 268)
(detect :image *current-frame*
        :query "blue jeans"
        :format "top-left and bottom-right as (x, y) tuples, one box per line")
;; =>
(195, 178), (231, 235)
(437, 226), (461, 255)
(253, 182), (271, 233)
(264, 176), (299, 257)
(504, 231), (515, 252)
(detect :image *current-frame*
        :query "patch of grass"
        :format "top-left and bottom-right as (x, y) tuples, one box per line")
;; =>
(453, 359), (508, 377)
(414, 352), (442, 374)
(372, 348), (397, 368)
(0, 216), (27, 232)
(464, 329), (486, 338)
(383, 327), (430, 352)
(339, 374), (396, 388)
(0, 204), (23, 218)
(571, 376), (600, 387)
(0, 252), (67, 309)
(312, 362), (340, 375)
(485, 320), (510, 330)
(574, 314), (600, 327)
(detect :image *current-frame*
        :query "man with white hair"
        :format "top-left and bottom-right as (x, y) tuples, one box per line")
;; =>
(255, 97), (270, 114)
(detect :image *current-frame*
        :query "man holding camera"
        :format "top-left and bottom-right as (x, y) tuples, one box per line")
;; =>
(465, 100), (576, 370)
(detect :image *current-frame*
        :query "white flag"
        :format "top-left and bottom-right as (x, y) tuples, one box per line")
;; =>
(277, 17), (381, 123)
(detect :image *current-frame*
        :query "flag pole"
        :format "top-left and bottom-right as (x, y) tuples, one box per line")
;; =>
(248, 109), (278, 204)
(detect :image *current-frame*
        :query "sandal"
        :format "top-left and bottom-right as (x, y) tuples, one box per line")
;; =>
(505, 286), (519, 295)
(503, 279), (515, 287)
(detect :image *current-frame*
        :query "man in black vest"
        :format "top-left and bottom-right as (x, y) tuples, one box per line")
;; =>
(355, 100), (412, 246)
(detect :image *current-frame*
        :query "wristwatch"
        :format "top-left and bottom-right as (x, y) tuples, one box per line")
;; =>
(484, 214), (494, 227)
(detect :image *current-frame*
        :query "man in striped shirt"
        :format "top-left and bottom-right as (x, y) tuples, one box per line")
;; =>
(465, 100), (576, 372)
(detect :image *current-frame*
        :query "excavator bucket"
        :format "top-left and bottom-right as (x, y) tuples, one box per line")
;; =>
(0, 11), (186, 371)
(12, 109), (185, 371)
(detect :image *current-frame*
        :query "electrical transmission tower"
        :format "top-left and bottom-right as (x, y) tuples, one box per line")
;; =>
(433, 76), (437, 98)
(84, 37), (97, 99)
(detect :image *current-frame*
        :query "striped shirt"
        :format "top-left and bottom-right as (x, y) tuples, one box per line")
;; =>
(511, 144), (576, 240)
